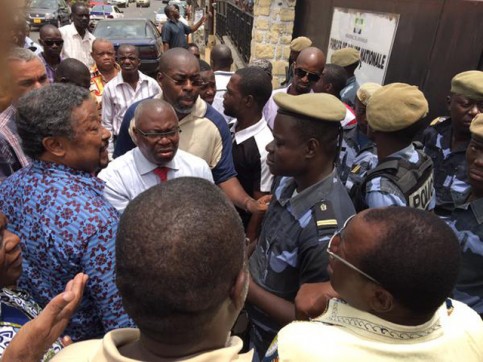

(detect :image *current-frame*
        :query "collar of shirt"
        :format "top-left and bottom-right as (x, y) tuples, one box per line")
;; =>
(315, 298), (444, 342)
(90, 63), (120, 83)
(231, 116), (267, 144)
(133, 147), (180, 176)
(91, 328), (253, 362)
(32, 159), (105, 196)
(387, 143), (418, 162)
(434, 118), (469, 153)
(163, 95), (207, 126)
(0, 105), (16, 129)
(113, 70), (150, 90)
(68, 23), (95, 41)
(277, 169), (338, 220)
(457, 194), (483, 225)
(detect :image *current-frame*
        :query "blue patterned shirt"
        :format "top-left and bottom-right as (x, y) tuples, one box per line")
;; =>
(0, 160), (134, 341)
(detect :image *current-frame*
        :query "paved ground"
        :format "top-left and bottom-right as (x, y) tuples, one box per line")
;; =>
(29, 1), (163, 42)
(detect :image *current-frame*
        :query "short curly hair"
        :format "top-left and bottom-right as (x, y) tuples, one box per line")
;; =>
(16, 84), (91, 159)
(360, 207), (461, 315)
(116, 177), (246, 344)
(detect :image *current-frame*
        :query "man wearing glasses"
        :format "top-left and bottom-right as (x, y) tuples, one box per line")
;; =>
(37, 24), (63, 84)
(263, 47), (326, 129)
(98, 99), (212, 213)
(114, 48), (268, 216)
(423, 70), (483, 216)
(265, 207), (483, 361)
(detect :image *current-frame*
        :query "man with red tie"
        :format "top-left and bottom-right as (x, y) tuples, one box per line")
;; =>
(98, 98), (213, 213)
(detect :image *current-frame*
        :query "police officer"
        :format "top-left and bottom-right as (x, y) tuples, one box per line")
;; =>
(341, 82), (380, 193)
(246, 93), (355, 360)
(355, 82), (435, 210)
(446, 113), (483, 319)
(423, 70), (483, 216)
(331, 47), (360, 108)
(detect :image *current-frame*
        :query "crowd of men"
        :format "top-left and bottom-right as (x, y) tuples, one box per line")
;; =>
(0, 3), (482, 361)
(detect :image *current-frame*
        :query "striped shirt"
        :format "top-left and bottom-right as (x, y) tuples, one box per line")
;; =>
(0, 105), (30, 182)
(101, 71), (161, 155)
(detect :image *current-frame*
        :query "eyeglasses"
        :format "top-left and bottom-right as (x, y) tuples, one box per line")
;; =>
(162, 72), (204, 87)
(135, 127), (181, 140)
(327, 215), (380, 284)
(200, 81), (216, 90)
(43, 40), (64, 47)
(294, 68), (321, 82)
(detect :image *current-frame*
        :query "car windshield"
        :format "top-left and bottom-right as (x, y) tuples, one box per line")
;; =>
(92, 5), (113, 12)
(94, 20), (154, 38)
(30, 0), (57, 9)
(156, 7), (166, 14)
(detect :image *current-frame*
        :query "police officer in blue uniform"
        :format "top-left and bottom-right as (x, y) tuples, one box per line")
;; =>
(246, 92), (355, 360)
(423, 71), (483, 216)
(446, 113), (483, 319)
(341, 82), (380, 194)
(355, 83), (435, 211)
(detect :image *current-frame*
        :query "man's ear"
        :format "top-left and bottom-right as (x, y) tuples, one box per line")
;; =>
(447, 94), (452, 111)
(230, 268), (248, 310)
(156, 71), (164, 84)
(369, 285), (394, 313)
(42, 136), (67, 158)
(244, 94), (254, 108)
(305, 138), (319, 159)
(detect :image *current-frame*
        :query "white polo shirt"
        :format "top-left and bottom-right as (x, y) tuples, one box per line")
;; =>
(59, 23), (95, 67)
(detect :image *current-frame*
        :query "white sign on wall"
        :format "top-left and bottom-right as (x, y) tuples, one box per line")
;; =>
(326, 8), (400, 85)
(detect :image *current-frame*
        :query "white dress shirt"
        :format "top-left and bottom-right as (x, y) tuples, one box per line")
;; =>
(101, 71), (161, 155)
(59, 23), (95, 67)
(98, 147), (213, 213)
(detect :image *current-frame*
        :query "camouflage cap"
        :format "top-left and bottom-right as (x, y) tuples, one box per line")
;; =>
(274, 92), (346, 122)
(356, 82), (382, 106)
(367, 83), (429, 132)
(451, 70), (483, 101)
(330, 47), (360, 67)
(470, 113), (483, 139)
(290, 36), (312, 52)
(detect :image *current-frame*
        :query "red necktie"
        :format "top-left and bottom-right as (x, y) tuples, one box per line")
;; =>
(153, 167), (169, 182)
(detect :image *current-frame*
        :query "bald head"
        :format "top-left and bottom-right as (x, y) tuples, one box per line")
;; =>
(118, 44), (139, 57)
(292, 47), (326, 95)
(296, 47), (326, 72)
(210, 44), (233, 71)
(55, 58), (90, 89)
(134, 98), (176, 128)
(39, 24), (61, 39)
(158, 48), (199, 75)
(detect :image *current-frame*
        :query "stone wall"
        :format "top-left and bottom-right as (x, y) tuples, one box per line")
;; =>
(250, 0), (297, 88)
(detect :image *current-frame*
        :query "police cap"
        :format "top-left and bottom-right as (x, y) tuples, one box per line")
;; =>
(470, 113), (483, 139)
(331, 47), (360, 67)
(356, 82), (382, 106)
(367, 83), (429, 132)
(290, 36), (312, 52)
(451, 71), (483, 101)
(274, 92), (346, 123)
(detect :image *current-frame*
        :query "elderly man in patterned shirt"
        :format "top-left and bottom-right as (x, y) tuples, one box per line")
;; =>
(0, 84), (133, 341)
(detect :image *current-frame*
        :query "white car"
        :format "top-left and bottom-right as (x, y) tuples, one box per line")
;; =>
(90, 5), (124, 22)
(107, 0), (129, 8)
(136, 0), (150, 8)
(154, 6), (167, 25)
